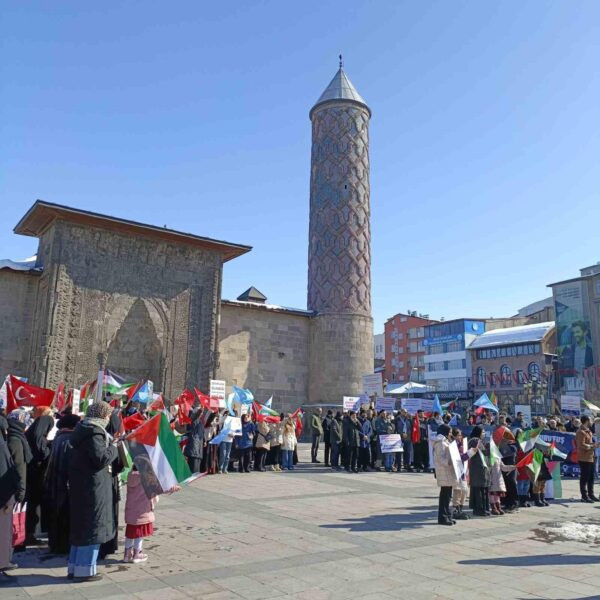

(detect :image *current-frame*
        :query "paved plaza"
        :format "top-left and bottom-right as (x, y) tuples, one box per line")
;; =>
(4, 444), (600, 600)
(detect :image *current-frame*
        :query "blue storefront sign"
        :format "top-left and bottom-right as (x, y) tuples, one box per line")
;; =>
(423, 333), (463, 347)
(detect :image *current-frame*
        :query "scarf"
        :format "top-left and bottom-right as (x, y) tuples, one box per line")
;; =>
(7, 420), (34, 464)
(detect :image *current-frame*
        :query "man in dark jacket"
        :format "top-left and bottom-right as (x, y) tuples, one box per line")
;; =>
(330, 412), (343, 470)
(322, 410), (333, 467)
(395, 409), (413, 472)
(343, 412), (361, 473)
(0, 433), (21, 576)
(310, 408), (323, 463)
(67, 401), (117, 582)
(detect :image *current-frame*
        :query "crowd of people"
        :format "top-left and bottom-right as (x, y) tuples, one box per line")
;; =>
(1, 396), (600, 585)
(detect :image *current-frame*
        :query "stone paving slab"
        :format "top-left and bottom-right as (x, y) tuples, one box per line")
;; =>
(2, 444), (600, 600)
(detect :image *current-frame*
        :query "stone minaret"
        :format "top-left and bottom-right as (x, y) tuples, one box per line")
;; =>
(308, 59), (374, 403)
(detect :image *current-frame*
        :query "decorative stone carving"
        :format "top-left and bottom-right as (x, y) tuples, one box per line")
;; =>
(308, 104), (371, 316)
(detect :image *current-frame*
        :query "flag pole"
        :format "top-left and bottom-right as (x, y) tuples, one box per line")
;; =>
(95, 352), (105, 404)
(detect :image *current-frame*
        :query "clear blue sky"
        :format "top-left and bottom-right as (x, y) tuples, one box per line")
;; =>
(2, 2), (599, 333)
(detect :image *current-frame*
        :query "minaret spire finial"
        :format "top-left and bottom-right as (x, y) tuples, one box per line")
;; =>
(339, 53), (343, 69)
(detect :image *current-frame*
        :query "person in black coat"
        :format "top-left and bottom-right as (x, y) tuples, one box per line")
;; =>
(24, 408), (54, 544)
(184, 407), (205, 473)
(322, 410), (333, 467)
(98, 407), (125, 560)
(0, 408), (8, 441)
(343, 412), (361, 473)
(67, 401), (117, 582)
(0, 432), (21, 575)
(44, 414), (80, 555)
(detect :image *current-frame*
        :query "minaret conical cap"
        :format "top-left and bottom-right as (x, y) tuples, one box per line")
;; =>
(310, 66), (371, 119)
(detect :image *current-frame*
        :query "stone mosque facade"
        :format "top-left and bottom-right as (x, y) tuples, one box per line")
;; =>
(0, 65), (374, 414)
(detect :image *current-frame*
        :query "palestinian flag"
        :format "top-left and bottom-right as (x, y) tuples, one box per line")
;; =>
(517, 427), (542, 452)
(489, 436), (503, 466)
(125, 413), (196, 497)
(490, 391), (498, 407)
(549, 441), (568, 460)
(80, 379), (96, 401)
(547, 461), (563, 498)
(252, 401), (280, 423)
(515, 448), (544, 481)
(102, 369), (135, 395)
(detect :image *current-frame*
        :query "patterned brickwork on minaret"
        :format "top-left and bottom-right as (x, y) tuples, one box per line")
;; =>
(307, 64), (374, 403)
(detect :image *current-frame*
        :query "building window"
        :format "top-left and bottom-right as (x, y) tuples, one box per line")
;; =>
(398, 332), (403, 340)
(398, 361), (404, 368)
(489, 372), (497, 387)
(476, 367), (486, 386)
(516, 370), (525, 384)
(528, 362), (540, 380)
(500, 364), (512, 386)
(398, 347), (404, 354)
(392, 373), (396, 380)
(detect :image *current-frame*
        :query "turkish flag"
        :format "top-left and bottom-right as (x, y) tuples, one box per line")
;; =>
(174, 389), (195, 413)
(194, 388), (219, 412)
(122, 412), (146, 432)
(176, 402), (192, 425)
(53, 382), (66, 412)
(148, 394), (165, 412)
(7, 375), (54, 412)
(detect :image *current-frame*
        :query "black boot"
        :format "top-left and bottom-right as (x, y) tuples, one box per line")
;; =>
(534, 493), (544, 507)
(540, 493), (549, 506)
(454, 506), (470, 520)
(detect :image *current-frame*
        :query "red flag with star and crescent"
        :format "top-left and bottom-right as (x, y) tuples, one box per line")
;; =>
(7, 375), (55, 412)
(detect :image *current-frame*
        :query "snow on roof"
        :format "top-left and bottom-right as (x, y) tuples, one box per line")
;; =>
(467, 321), (555, 350)
(0, 256), (41, 273)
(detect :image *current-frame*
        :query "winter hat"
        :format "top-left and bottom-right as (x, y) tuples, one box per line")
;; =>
(469, 425), (483, 440)
(57, 413), (81, 430)
(437, 424), (451, 438)
(86, 400), (113, 421)
(8, 407), (32, 428)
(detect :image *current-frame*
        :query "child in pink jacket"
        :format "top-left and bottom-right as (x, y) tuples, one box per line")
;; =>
(123, 469), (157, 563)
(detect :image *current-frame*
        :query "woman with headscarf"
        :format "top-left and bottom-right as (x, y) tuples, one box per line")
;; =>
(467, 426), (490, 517)
(67, 401), (117, 582)
(24, 406), (54, 544)
(44, 413), (80, 555)
(0, 432), (21, 578)
(6, 408), (33, 552)
(98, 406), (125, 560)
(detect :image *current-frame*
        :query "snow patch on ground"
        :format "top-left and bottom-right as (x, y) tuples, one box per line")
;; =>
(537, 521), (600, 544)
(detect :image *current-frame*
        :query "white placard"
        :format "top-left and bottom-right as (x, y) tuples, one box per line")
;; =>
(514, 404), (532, 427)
(375, 397), (396, 412)
(210, 379), (227, 408)
(343, 396), (360, 412)
(402, 397), (422, 414)
(72, 388), (81, 415)
(379, 434), (403, 453)
(362, 373), (383, 397)
(561, 394), (581, 416)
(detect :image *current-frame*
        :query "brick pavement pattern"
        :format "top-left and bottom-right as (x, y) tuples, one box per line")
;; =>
(3, 445), (600, 600)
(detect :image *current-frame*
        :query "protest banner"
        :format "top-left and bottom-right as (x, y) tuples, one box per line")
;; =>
(375, 397), (396, 412)
(343, 396), (360, 411)
(421, 397), (434, 413)
(210, 379), (227, 408)
(514, 404), (532, 427)
(379, 434), (403, 453)
(362, 373), (383, 397)
(71, 388), (81, 415)
(402, 397), (421, 414)
(560, 395), (581, 417)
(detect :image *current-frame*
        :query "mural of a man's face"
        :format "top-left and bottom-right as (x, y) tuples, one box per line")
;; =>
(573, 325), (585, 344)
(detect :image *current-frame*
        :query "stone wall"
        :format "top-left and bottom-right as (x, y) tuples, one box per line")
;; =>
(309, 313), (374, 404)
(0, 270), (39, 378)
(28, 219), (223, 397)
(217, 302), (310, 415)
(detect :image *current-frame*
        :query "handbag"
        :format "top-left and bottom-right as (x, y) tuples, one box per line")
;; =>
(12, 501), (27, 547)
